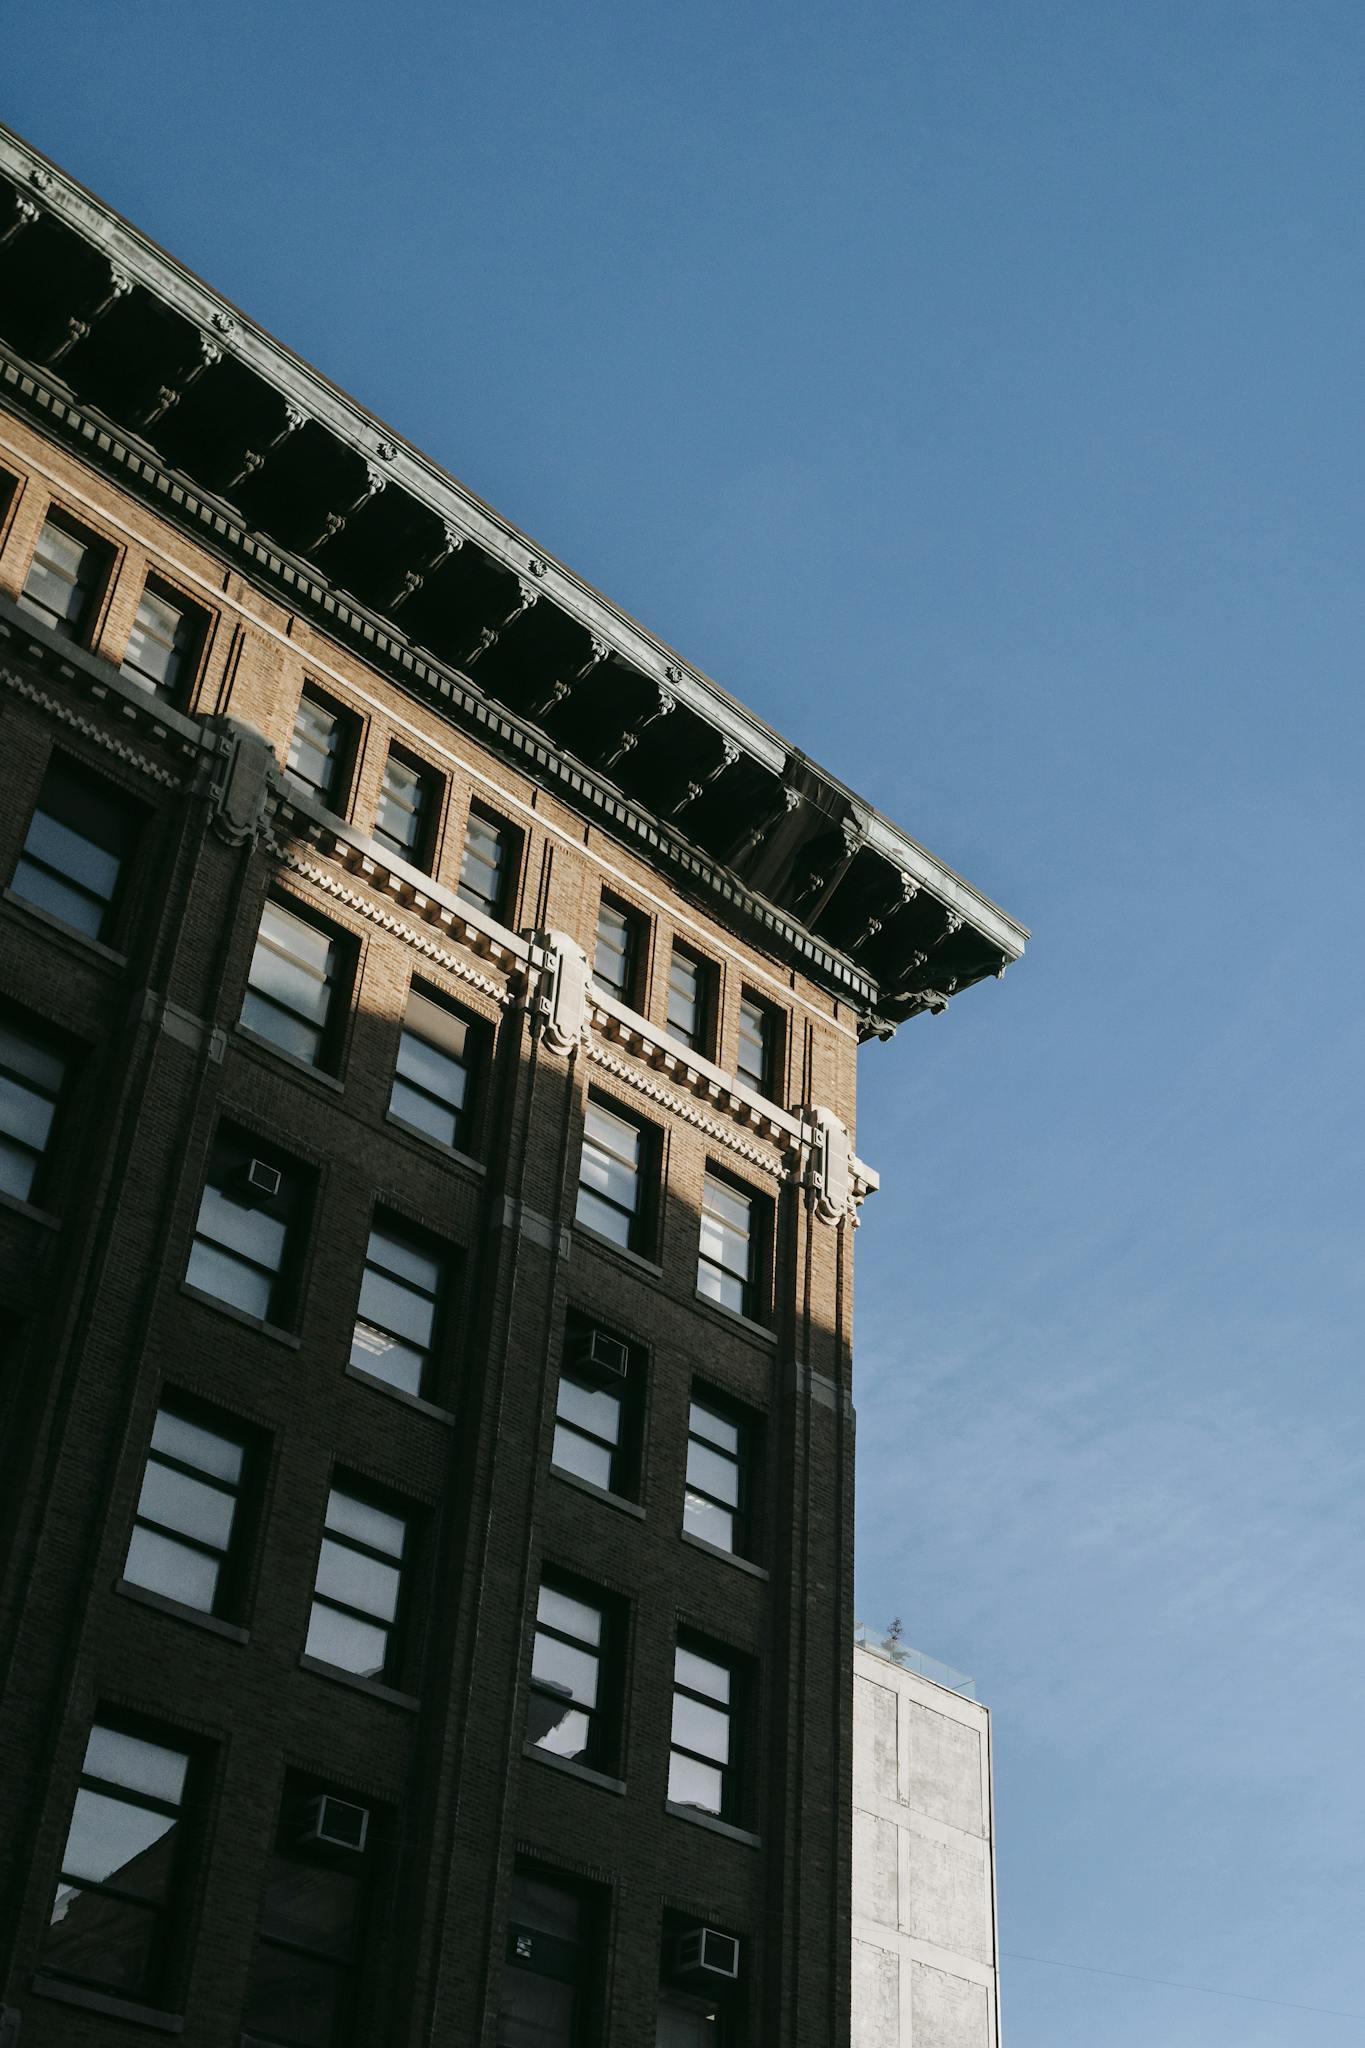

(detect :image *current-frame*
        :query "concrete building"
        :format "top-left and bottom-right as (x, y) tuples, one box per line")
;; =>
(0, 122), (1025, 2048)
(853, 1630), (1002, 2048)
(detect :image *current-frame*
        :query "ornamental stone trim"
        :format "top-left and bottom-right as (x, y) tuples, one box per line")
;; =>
(584, 1041), (793, 1182)
(276, 851), (514, 1007)
(0, 665), (185, 788)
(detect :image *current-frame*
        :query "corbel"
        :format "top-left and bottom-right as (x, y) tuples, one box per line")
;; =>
(670, 738), (741, 817)
(45, 264), (133, 368)
(139, 333), (222, 429)
(305, 463), (386, 554)
(465, 582), (539, 667)
(598, 683), (676, 774)
(389, 524), (464, 611)
(526, 638), (608, 721)
(727, 785), (801, 868)
(224, 403), (307, 496)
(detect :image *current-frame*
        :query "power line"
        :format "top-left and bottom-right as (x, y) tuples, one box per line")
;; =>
(1003, 1949), (1365, 2023)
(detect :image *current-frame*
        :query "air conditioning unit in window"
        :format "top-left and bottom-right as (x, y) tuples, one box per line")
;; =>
(567, 1325), (630, 1380)
(675, 1926), (740, 1982)
(237, 1158), (282, 1204)
(297, 1794), (369, 1854)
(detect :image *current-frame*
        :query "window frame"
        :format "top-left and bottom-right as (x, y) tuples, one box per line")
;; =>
(388, 979), (483, 1156)
(284, 683), (360, 816)
(122, 1395), (258, 1623)
(18, 507), (112, 644)
(669, 1634), (743, 1825)
(665, 941), (713, 1055)
(304, 1478), (411, 1687)
(184, 1123), (310, 1330)
(526, 1569), (622, 1775)
(348, 1209), (449, 1401)
(0, 1005), (71, 1208)
(241, 1771), (377, 2048)
(696, 1169), (764, 1323)
(457, 800), (519, 921)
(498, 1862), (603, 2048)
(574, 1094), (654, 1256)
(551, 1313), (643, 1501)
(10, 750), (145, 947)
(592, 892), (646, 1006)
(42, 1713), (198, 2005)
(735, 990), (782, 1101)
(683, 1389), (755, 1559)
(120, 574), (207, 706)
(239, 892), (355, 1074)
(374, 743), (441, 872)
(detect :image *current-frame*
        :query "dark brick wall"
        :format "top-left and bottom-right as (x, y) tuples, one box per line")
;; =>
(0, 412), (860, 2047)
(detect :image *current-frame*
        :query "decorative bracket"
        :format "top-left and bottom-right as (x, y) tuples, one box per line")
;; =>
(204, 724), (278, 848)
(799, 1105), (875, 1226)
(524, 929), (592, 1056)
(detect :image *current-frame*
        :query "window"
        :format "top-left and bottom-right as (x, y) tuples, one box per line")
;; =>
(19, 512), (108, 640)
(666, 944), (710, 1052)
(390, 983), (479, 1152)
(185, 1126), (308, 1326)
(497, 1866), (599, 2048)
(374, 746), (437, 869)
(242, 1775), (374, 2048)
(552, 1316), (639, 1498)
(657, 1912), (741, 2046)
(458, 804), (515, 918)
(121, 580), (203, 702)
(285, 687), (356, 812)
(697, 1174), (757, 1319)
(123, 1402), (251, 1618)
(349, 1215), (445, 1399)
(575, 1098), (647, 1252)
(736, 993), (780, 1098)
(305, 1484), (408, 1682)
(592, 895), (643, 1003)
(684, 1395), (748, 1556)
(11, 753), (142, 943)
(43, 1718), (193, 2000)
(527, 1575), (617, 1770)
(0, 1012), (67, 1204)
(669, 1639), (738, 1821)
(241, 898), (351, 1070)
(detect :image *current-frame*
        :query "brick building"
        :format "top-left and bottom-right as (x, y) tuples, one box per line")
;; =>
(0, 125), (1026, 2047)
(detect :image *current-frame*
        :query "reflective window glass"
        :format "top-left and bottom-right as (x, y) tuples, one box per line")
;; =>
(575, 1100), (645, 1250)
(593, 897), (640, 1000)
(305, 1485), (408, 1682)
(669, 1641), (737, 1819)
(242, 1775), (372, 2048)
(43, 1718), (192, 2000)
(375, 749), (434, 867)
(19, 515), (106, 640)
(185, 1128), (305, 1327)
(12, 755), (141, 943)
(390, 986), (475, 1151)
(241, 900), (347, 1069)
(458, 807), (512, 916)
(349, 1217), (445, 1399)
(666, 945), (708, 1051)
(122, 582), (200, 700)
(0, 1014), (66, 1204)
(123, 1403), (249, 1617)
(286, 689), (353, 810)
(736, 994), (776, 1097)
(683, 1395), (746, 1555)
(697, 1175), (756, 1317)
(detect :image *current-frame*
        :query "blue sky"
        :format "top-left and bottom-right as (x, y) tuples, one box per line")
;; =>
(10, 3), (1365, 2038)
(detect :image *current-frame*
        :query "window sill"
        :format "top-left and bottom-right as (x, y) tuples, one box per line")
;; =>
(345, 1361), (455, 1424)
(298, 1653), (418, 1711)
(178, 1283), (303, 1349)
(572, 1223), (664, 1280)
(233, 1026), (345, 1093)
(384, 1111), (487, 1177)
(114, 1578), (251, 1642)
(680, 1531), (769, 1581)
(2, 887), (128, 966)
(0, 1186), (60, 1230)
(524, 1743), (627, 1796)
(550, 1464), (645, 1520)
(31, 1974), (184, 2032)
(690, 1290), (777, 1346)
(665, 1802), (761, 1849)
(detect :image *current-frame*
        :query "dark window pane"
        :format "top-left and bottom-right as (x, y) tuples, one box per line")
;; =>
(260, 1859), (360, 1959)
(666, 947), (703, 1048)
(122, 585), (197, 698)
(0, 1017), (65, 1203)
(45, 1886), (158, 1993)
(12, 761), (139, 944)
(244, 1942), (346, 2048)
(593, 899), (636, 997)
(242, 901), (341, 1066)
(376, 751), (430, 861)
